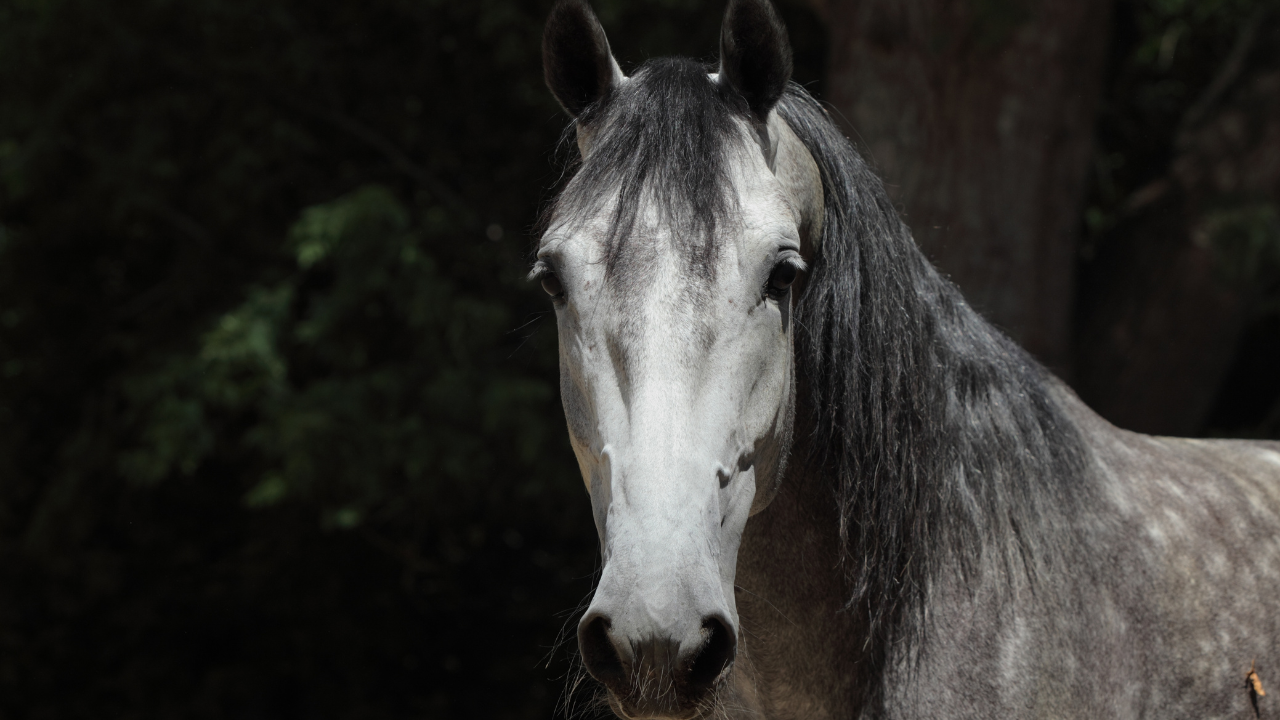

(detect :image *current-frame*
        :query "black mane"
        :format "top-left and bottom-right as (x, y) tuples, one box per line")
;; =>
(546, 60), (1095, 649)
(777, 87), (1094, 642)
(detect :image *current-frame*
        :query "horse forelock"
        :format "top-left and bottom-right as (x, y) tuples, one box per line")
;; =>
(545, 57), (756, 294)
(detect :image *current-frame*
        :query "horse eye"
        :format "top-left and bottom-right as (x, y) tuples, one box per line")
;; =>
(541, 273), (564, 298)
(768, 262), (798, 293)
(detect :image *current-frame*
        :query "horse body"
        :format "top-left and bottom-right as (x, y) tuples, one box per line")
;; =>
(536, 1), (1280, 717)
(734, 387), (1280, 719)
(886, 424), (1280, 720)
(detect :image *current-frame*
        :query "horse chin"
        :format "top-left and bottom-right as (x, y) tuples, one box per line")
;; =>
(606, 685), (723, 720)
(597, 663), (730, 720)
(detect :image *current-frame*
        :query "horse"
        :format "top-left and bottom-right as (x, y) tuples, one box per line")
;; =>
(533, 1), (1280, 717)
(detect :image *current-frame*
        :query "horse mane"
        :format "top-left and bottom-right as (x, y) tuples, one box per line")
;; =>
(544, 58), (1095, 651)
(777, 86), (1095, 644)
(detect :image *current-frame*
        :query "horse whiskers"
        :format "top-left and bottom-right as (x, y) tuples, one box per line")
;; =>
(557, 651), (612, 720)
(691, 676), (763, 720)
(550, 585), (600, 718)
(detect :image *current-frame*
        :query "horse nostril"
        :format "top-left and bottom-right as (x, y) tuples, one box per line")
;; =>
(578, 614), (627, 689)
(685, 615), (736, 691)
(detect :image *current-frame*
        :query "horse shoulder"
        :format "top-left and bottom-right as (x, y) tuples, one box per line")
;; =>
(1061, 424), (1280, 718)
(879, 399), (1280, 719)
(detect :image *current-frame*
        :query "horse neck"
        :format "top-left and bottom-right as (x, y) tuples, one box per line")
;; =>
(845, 233), (1093, 629)
(734, 421), (881, 716)
(735, 90), (1095, 713)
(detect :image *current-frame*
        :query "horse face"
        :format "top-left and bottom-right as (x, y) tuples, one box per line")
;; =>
(539, 1), (816, 716)
(542, 130), (815, 716)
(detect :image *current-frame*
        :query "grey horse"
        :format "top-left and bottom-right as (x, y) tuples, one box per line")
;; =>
(533, 0), (1280, 717)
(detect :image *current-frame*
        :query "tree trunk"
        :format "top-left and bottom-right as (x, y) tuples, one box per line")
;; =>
(820, 0), (1112, 373)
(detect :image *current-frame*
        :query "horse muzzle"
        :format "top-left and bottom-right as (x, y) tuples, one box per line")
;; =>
(578, 574), (738, 717)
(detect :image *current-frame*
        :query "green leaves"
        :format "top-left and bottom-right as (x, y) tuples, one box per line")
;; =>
(200, 286), (292, 408)
(1201, 201), (1280, 289)
(291, 186), (409, 270)
(117, 184), (563, 525)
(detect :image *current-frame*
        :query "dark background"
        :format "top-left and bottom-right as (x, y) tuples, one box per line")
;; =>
(0, 0), (1277, 718)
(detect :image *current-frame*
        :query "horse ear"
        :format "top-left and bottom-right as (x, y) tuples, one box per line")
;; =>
(543, 0), (623, 118)
(718, 0), (793, 121)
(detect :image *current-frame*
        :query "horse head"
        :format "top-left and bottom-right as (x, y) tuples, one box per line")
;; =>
(538, 0), (822, 716)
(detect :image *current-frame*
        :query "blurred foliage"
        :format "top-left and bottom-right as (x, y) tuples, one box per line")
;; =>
(0, 0), (821, 718)
(1201, 198), (1280, 436)
(1086, 0), (1279, 236)
(1086, 0), (1280, 437)
(0, 0), (592, 715)
(1202, 201), (1280, 288)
